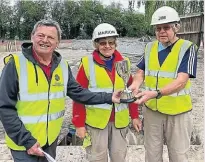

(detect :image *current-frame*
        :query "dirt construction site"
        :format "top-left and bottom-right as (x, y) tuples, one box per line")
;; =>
(0, 38), (203, 162)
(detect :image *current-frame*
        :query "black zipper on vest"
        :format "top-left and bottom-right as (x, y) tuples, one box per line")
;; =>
(112, 84), (115, 111)
(33, 62), (52, 146)
(33, 63), (38, 85)
(156, 71), (159, 110)
(46, 72), (52, 146)
(46, 83), (51, 145)
(43, 64), (53, 146)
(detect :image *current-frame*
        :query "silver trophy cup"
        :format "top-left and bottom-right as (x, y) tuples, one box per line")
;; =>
(115, 60), (137, 103)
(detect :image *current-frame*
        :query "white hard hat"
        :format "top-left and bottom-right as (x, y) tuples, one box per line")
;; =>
(92, 23), (119, 41)
(151, 6), (180, 25)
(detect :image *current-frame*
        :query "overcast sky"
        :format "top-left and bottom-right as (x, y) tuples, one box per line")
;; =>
(100, 0), (145, 13)
(10, 0), (145, 13)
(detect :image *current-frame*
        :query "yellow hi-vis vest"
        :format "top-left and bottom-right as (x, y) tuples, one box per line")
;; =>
(4, 54), (68, 150)
(144, 39), (193, 115)
(81, 55), (130, 129)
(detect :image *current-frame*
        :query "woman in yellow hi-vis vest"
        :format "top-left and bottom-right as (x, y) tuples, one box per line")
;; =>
(72, 23), (142, 162)
(130, 6), (198, 162)
(0, 20), (121, 162)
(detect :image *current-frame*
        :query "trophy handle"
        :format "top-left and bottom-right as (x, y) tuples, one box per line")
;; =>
(115, 60), (137, 103)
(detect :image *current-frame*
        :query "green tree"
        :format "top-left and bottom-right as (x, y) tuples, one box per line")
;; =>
(14, 0), (47, 39)
(103, 4), (123, 36)
(1, 0), (203, 40)
(0, 0), (12, 39)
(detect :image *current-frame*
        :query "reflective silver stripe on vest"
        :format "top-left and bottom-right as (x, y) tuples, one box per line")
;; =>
(88, 55), (97, 88)
(145, 87), (191, 96)
(89, 87), (113, 93)
(169, 89), (191, 97)
(59, 60), (68, 96)
(145, 42), (153, 70)
(174, 40), (192, 78)
(145, 40), (192, 78)
(87, 87), (112, 110)
(20, 92), (66, 101)
(145, 70), (175, 78)
(18, 54), (68, 101)
(86, 104), (111, 110)
(115, 103), (128, 112)
(19, 110), (65, 124)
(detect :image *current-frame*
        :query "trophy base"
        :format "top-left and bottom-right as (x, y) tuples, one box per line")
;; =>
(120, 90), (137, 103)
(120, 97), (137, 103)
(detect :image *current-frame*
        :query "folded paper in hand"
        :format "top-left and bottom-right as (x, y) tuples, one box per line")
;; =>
(38, 148), (56, 162)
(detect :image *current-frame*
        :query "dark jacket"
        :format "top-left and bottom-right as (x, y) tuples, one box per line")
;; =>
(0, 43), (112, 150)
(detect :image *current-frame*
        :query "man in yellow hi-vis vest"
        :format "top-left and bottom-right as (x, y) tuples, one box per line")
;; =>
(0, 19), (121, 162)
(130, 6), (198, 162)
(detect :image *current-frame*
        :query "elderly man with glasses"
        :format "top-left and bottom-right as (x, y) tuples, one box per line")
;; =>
(130, 6), (198, 162)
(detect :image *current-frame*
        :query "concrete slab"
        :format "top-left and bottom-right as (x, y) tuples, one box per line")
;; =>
(0, 145), (203, 162)
(56, 145), (204, 162)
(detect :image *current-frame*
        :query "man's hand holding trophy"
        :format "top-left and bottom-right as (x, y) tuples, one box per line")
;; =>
(115, 60), (137, 103)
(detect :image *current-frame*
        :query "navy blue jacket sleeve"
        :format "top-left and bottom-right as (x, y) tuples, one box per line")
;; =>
(178, 44), (197, 78)
(136, 55), (145, 70)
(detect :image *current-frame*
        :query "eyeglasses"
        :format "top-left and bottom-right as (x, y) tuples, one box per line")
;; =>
(155, 25), (172, 32)
(98, 40), (116, 46)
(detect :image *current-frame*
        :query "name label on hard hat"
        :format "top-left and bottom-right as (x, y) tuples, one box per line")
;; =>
(98, 30), (115, 35)
(158, 16), (166, 21)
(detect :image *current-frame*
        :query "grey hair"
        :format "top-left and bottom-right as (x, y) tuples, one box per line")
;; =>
(173, 23), (181, 32)
(31, 19), (62, 41)
(169, 22), (180, 33)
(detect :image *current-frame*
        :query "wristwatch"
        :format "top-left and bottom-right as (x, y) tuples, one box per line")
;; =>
(155, 90), (162, 99)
